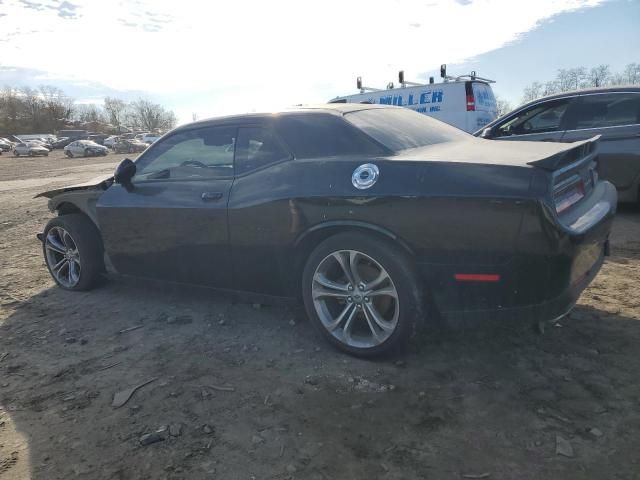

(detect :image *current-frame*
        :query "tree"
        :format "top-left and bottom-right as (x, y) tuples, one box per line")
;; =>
(555, 67), (586, 92)
(0, 87), (21, 133)
(104, 97), (128, 133)
(127, 98), (177, 131)
(495, 96), (513, 117)
(73, 104), (107, 124)
(39, 85), (73, 131)
(522, 81), (543, 103)
(621, 63), (640, 85)
(586, 65), (611, 88)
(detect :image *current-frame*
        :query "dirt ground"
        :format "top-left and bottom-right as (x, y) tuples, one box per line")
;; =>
(1, 150), (639, 480)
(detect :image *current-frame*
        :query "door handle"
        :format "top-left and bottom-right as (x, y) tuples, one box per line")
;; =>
(201, 192), (223, 202)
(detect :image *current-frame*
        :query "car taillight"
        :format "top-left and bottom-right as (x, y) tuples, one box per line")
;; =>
(465, 82), (475, 111)
(466, 94), (475, 111)
(554, 177), (585, 214)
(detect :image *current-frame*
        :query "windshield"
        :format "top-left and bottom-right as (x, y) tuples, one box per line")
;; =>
(345, 107), (469, 152)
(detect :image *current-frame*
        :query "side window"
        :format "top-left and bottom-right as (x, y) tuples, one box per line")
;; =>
(134, 126), (236, 181)
(567, 94), (640, 130)
(495, 100), (570, 137)
(235, 127), (291, 174)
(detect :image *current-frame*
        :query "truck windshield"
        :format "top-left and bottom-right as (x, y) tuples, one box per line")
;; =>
(345, 107), (469, 152)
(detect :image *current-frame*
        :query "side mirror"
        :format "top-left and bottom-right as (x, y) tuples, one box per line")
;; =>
(480, 127), (494, 139)
(114, 158), (136, 189)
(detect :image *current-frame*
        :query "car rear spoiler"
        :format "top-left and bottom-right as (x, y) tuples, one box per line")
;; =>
(526, 135), (600, 172)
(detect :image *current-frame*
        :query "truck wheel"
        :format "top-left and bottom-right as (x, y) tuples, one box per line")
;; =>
(302, 232), (423, 357)
(42, 214), (105, 291)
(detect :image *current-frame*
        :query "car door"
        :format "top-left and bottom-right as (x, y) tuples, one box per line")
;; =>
(96, 125), (237, 288)
(560, 92), (640, 202)
(227, 124), (294, 296)
(489, 97), (574, 142)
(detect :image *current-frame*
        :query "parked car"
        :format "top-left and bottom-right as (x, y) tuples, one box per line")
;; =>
(476, 87), (640, 204)
(36, 104), (616, 356)
(112, 139), (148, 154)
(14, 142), (49, 157)
(141, 133), (161, 144)
(64, 140), (109, 157)
(22, 139), (53, 151)
(52, 137), (73, 149)
(104, 136), (120, 148)
(0, 139), (13, 152)
(88, 134), (110, 145)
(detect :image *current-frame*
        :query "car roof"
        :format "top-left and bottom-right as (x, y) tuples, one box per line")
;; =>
(174, 104), (397, 132)
(518, 86), (640, 109)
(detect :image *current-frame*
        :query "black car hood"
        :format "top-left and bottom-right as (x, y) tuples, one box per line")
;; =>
(34, 173), (113, 199)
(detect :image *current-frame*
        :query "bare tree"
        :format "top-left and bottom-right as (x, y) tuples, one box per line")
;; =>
(73, 104), (107, 124)
(555, 67), (586, 92)
(128, 98), (177, 131)
(495, 96), (513, 117)
(585, 65), (611, 88)
(522, 82), (543, 103)
(20, 87), (45, 132)
(619, 63), (640, 85)
(104, 97), (128, 133)
(39, 85), (73, 131)
(0, 87), (22, 133)
(542, 81), (559, 97)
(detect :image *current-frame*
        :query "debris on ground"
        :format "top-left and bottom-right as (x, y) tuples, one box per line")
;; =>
(117, 325), (144, 334)
(112, 378), (158, 408)
(555, 435), (575, 458)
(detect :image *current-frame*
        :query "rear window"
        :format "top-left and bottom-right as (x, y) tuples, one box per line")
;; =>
(472, 82), (497, 112)
(275, 113), (388, 159)
(345, 107), (469, 151)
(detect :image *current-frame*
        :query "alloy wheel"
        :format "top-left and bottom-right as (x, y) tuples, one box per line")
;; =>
(311, 249), (399, 348)
(44, 226), (82, 288)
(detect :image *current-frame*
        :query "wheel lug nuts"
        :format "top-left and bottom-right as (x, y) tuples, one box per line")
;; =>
(347, 297), (353, 303)
(348, 285), (354, 291)
(365, 297), (370, 302)
(358, 284), (364, 291)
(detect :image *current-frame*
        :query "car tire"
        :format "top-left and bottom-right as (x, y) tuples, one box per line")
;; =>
(66, 151), (73, 158)
(302, 232), (423, 357)
(42, 214), (105, 291)
(14, 150), (19, 157)
(84, 148), (92, 157)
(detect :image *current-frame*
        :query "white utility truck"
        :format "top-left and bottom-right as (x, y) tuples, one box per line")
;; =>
(329, 65), (498, 133)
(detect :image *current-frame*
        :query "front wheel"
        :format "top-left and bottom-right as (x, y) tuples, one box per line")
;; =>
(66, 150), (73, 158)
(43, 214), (105, 291)
(302, 232), (423, 357)
(14, 150), (19, 157)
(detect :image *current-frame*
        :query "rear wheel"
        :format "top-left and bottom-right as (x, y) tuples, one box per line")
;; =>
(43, 214), (105, 291)
(302, 232), (423, 357)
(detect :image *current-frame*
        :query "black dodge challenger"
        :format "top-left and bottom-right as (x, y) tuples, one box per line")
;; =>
(37, 104), (617, 356)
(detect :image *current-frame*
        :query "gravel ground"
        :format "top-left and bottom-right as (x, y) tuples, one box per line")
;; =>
(1, 150), (639, 480)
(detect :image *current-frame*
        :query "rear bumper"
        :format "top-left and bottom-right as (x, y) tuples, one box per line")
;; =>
(426, 181), (617, 328)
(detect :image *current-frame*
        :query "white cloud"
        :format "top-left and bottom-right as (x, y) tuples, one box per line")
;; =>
(0, 0), (606, 116)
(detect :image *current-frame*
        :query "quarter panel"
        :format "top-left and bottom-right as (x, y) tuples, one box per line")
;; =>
(228, 158), (534, 298)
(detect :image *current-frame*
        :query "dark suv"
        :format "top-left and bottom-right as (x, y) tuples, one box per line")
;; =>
(476, 87), (640, 204)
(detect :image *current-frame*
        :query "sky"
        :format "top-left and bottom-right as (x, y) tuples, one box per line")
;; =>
(0, 0), (638, 124)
